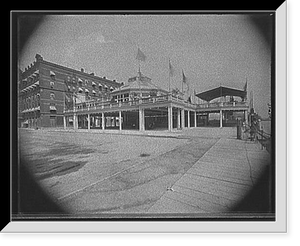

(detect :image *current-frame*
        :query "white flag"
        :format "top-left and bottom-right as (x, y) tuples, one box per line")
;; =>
(136, 48), (146, 62)
(169, 59), (175, 77)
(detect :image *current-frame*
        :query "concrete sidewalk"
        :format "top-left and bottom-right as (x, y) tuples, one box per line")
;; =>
(147, 138), (271, 214)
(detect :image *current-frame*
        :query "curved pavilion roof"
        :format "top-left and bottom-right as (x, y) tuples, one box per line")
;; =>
(111, 72), (167, 94)
(195, 86), (247, 102)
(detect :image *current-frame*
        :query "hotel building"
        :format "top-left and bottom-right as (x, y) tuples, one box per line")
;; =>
(18, 54), (121, 128)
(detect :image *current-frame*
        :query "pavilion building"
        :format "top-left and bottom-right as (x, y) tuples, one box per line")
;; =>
(63, 69), (249, 131)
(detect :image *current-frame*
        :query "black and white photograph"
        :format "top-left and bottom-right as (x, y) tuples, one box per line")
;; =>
(8, 8), (287, 233)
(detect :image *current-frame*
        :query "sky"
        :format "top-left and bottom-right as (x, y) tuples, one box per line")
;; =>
(19, 14), (272, 118)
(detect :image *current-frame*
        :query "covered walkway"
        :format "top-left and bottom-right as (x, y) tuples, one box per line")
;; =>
(64, 96), (248, 132)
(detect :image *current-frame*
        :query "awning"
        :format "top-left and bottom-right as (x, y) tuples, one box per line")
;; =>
(92, 81), (96, 86)
(92, 90), (96, 94)
(104, 84), (108, 88)
(50, 71), (56, 76)
(85, 88), (89, 93)
(50, 105), (57, 111)
(34, 70), (39, 75)
(34, 81), (39, 86)
(196, 86), (247, 102)
(98, 83), (102, 87)
(78, 78), (83, 83)
(78, 87), (83, 92)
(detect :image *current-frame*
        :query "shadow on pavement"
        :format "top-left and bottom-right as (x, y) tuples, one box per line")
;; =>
(230, 164), (275, 216)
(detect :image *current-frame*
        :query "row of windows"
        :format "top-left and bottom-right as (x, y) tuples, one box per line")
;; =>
(21, 96), (40, 110)
(64, 76), (113, 89)
(21, 70), (39, 88)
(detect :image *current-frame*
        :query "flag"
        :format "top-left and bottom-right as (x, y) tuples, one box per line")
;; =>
(182, 70), (189, 93)
(169, 59), (175, 77)
(182, 70), (187, 84)
(136, 48), (146, 62)
(244, 80), (248, 91)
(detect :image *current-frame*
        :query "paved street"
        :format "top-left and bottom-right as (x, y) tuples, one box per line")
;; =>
(19, 127), (271, 217)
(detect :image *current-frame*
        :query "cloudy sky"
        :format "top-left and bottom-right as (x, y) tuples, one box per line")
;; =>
(19, 14), (272, 117)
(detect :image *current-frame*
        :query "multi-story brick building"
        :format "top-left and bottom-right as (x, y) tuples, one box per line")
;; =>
(18, 54), (121, 128)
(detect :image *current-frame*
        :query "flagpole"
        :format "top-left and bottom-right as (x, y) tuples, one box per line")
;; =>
(181, 70), (184, 94)
(168, 58), (171, 93)
(137, 46), (141, 98)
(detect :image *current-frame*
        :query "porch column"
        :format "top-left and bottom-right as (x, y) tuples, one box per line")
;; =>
(194, 111), (197, 128)
(63, 115), (66, 129)
(220, 109), (223, 128)
(87, 113), (90, 130)
(187, 110), (190, 128)
(73, 114), (78, 130)
(101, 112), (105, 130)
(168, 106), (173, 131)
(177, 108), (181, 129)
(181, 109), (185, 129)
(139, 108), (145, 131)
(119, 111), (122, 131)
(245, 110), (249, 125)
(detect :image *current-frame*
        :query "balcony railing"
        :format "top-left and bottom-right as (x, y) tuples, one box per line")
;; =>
(196, 101), (248, 109)
(64, 94), (248, 114)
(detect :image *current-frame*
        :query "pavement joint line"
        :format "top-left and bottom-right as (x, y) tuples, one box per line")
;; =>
(170, 189), (227, 209)
(188, 165), (254, 183)
(56, 137), (195, 202)
(145, 138), (221, 212)
(173, 183), (234, 208)
(56, 152), (169, 201)
(193, 160), (254, 172)
(186, 172), (253, 188)
(181, 173), (250, 193)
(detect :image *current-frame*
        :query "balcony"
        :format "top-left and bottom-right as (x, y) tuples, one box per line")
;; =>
(63, 94), (248, 114)
(196, 101), (248, 111)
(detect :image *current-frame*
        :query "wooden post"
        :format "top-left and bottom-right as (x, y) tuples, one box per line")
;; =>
(87, 114), (90, 130)
(119, 111), (122, 131)
(139, 108), (144, 131)
(168, 106), (173, 131)
(181, 109), (185, 128)
(101, 112), (105, 130)
(177, 108), (181, 129)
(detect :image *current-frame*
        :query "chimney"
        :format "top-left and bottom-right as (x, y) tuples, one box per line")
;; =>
(35, 54), (43, 62)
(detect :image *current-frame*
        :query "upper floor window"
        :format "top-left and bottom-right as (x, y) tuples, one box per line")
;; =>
(50, 70), (56, 78)
(78, 78), (83, 86)
(50, 92), (55, 100)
